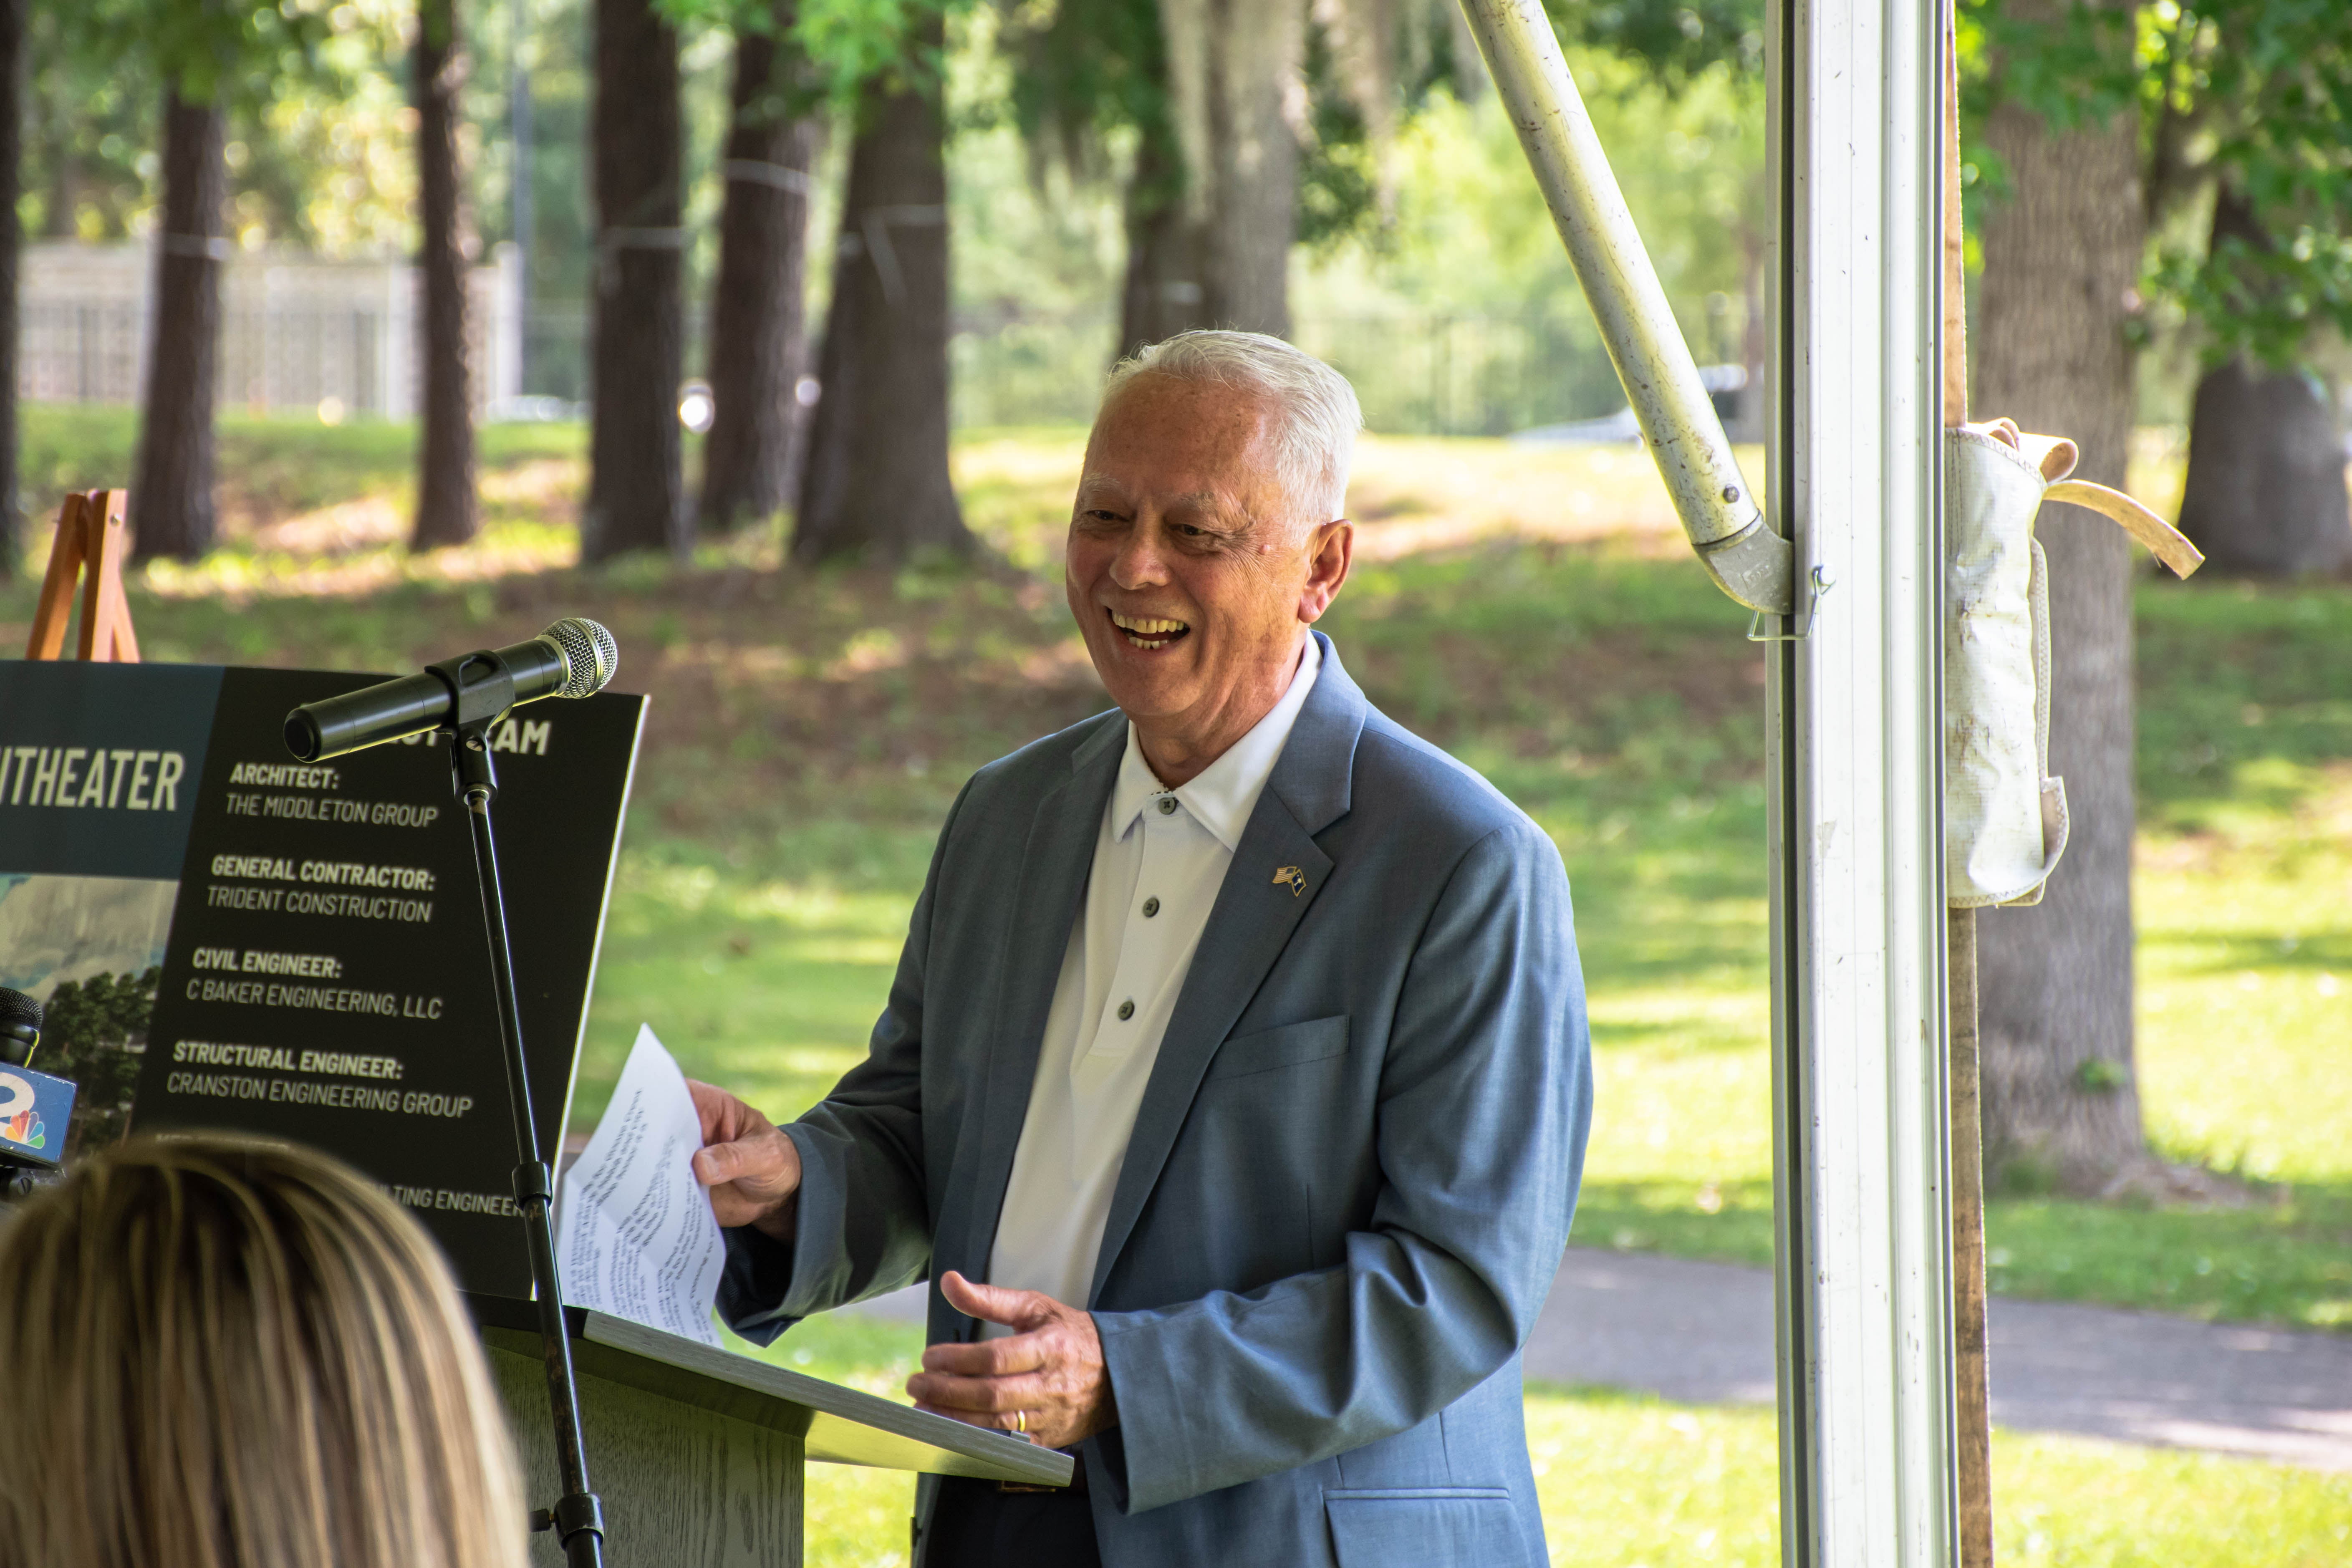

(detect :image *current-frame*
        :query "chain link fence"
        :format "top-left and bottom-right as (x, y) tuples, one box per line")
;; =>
(23, 258), (1660, 442)
(513, 305), (1640, 437)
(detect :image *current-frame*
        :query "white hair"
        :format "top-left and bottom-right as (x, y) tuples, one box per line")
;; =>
(1102, 330), (1363, 523)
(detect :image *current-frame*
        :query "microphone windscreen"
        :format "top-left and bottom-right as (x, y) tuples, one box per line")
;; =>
(544, 618), (620, 698)
(0, 988), (41, 1035)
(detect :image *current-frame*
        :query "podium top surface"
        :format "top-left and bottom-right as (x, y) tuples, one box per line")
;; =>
(466, 1295), (1074, 1489)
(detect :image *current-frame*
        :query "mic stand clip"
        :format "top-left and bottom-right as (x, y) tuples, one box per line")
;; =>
(447, 716), (608, 1568)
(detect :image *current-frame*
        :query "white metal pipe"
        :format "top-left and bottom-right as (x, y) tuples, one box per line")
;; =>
(1456, 0), (1792, 615)
(1767, 0), (1960, 1562)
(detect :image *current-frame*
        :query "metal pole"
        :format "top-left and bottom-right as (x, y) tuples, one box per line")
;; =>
(452, 730), (607, 1567)
(1948, 908), (1994, 1568)
(1454, 0), (1792, 616)
(1765, 0), (1960, 1562)
(510, 0), (534, 392)
(1461, 1), (1961, 1558)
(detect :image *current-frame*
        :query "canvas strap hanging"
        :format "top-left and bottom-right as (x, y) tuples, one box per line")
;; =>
(1945, 422), (2071, 906)
(1941, 416), (2203, 907)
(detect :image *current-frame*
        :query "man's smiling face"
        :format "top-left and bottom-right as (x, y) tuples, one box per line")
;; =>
(1065, 373), (1350, 782)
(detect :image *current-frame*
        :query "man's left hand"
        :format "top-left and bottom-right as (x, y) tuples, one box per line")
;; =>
(906, 1271), (1117, 1451)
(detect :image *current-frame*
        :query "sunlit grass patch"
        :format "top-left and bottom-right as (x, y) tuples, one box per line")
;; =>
(2134, 765), (2352, 1189)
(1524, 1388), (1782, 1565)
(1982, 1189), (2352, 1328)
(19, 403), (587, 535)
(580, 849), (922, 1125)
(1991, 1428), (2352, 1568)
(1570, 1179), (1777, 1264)
(724, 1311), (928, 1568)
(950, 424), (1086, 575)
(1525, 1386), (2352, 1568)
(942, 425), (1745, 578)
(1584, 1038), (1773, 1187)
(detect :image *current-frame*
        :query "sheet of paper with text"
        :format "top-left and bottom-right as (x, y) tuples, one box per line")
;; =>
(556, 1024), (725, 1347)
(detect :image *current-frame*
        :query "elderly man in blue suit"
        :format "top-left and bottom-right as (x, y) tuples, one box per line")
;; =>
(690, 330), (1592, 1568)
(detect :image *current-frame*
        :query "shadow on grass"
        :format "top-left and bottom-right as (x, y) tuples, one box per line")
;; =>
(2135, 576), (2352, 832)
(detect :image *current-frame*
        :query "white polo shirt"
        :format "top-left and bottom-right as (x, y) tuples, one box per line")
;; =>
(982, 633), (1323, 1326)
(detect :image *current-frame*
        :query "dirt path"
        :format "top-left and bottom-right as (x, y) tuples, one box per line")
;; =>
(1528, 1248), (2352, 1471)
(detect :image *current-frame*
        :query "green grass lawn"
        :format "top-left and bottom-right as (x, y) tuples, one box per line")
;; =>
(5, 411), (2347, 1560)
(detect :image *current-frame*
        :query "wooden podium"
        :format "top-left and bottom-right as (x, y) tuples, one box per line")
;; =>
(467, 1296), (1073, 1566)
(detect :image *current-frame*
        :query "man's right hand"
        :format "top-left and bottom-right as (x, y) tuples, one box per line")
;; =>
(688, 1080), (803, 1242)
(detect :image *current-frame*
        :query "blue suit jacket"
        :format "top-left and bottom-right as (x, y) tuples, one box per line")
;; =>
(719, 633), (1592, 1568)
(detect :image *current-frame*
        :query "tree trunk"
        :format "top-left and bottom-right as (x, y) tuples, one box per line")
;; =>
(0, 0), (21, 579)
(1156, 0), (1304, 336)
(1970, 0), (2148, 1190)
(2177, 360), (2352, 574)
(2174, 185), (2352, 576)
(699, 14), (820, 534)
(1733, 231), (1768, 443)
(791, 17), (972, 565)
(131, 93), (226, 563)
(412, 0), (479, 550)
(584, 0), (686, 561)
(1116, 129), (1212, 361)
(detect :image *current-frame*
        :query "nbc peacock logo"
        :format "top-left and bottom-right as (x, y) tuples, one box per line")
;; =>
(0, 1072), (45, 1151)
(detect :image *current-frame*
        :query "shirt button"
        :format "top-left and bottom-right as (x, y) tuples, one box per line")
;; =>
(1142, 896), (1160, 918)
(1156, 796), (1177, 816)
(1117, 999), (1135, 1021)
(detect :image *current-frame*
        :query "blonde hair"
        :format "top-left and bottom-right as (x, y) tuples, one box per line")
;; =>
(0, 1134), (528, 1568)
(1104, 330), (1363, 522)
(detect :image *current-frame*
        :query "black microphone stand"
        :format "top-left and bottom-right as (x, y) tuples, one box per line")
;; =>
(436, 653), (607, 1567)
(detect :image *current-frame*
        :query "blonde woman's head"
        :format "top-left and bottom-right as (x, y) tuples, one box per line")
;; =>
(0, 1134), (527, 1568)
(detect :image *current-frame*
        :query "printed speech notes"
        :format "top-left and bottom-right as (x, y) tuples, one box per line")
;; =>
(558, 1025), (725, 1347)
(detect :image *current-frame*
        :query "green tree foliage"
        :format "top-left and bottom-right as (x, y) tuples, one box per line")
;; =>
(21, 5), (155, 240)
(2140, 0), (2352, 369)
(1294, 8), (1478, 250)
(50, 0), (342, 118)
(657, 0), (950, 103)
(1549, 0), (1763, 84)
(998, 0), (1172, 181)
(24, 0), (404, 250)
(1968, 0), (2352, 373)
(40, 966), (157, 1153)
(1299, 0), (1774, 255)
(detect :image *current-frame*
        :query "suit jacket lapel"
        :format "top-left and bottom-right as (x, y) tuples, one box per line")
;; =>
(1087, 634), (1367, 1304)
(929, 713), (1124, 1326)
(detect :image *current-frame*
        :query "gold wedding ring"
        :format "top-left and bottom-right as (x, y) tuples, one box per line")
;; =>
(1012, 1409), (1027, 1435)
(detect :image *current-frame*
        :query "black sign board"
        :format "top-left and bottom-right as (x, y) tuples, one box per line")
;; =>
(0, 662), (643, 1296)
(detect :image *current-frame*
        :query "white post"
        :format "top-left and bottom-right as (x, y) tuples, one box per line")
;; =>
(1765, 0), (1958, 1564)
(489, 241), (525, 413)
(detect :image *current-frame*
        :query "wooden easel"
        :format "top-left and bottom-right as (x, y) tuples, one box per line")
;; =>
(26, 489), (140, 662)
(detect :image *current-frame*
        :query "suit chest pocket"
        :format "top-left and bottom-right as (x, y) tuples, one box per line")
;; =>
(1202, 1014), (1349, 1081)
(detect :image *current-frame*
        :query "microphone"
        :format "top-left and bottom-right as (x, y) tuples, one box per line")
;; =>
(0, 989), (72, 1182)
(0, 988), (40, 1068)
(284, 618), (619, 762)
